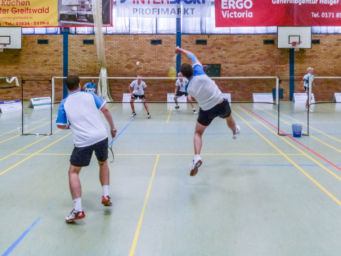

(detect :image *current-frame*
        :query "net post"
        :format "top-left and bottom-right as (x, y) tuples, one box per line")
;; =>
(21, 79), (24, 135)
(51, 77), (55, 104)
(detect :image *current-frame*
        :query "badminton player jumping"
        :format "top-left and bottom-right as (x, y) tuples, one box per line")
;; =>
(175, 47), (240, 176)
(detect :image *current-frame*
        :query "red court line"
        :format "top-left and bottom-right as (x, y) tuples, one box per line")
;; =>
(241, 105), (341, 171)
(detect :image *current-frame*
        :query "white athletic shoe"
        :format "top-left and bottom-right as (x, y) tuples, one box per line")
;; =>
(147, 113), (151, 119)
(190, 156), (202, 176)
(131, 112), (136, 118)
(233, 125), (240, 140)
(192, 109), (197, 114)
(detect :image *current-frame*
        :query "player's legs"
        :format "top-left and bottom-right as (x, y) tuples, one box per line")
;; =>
(66, 165), (86, 223)
(226, 115), (240, 139)
(190, 121), (207, 176)
(194, 121), (207, 155)
(142, 98), (151, 118)
(69, 165), (82, 199)
(187, 95), (196, 113)
(94, 138), (112, 206)
(130, 97), (136, 114)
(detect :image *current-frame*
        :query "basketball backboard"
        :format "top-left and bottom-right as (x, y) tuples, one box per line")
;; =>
(278, 26), (311, 49)
(0, 27), (22, 50)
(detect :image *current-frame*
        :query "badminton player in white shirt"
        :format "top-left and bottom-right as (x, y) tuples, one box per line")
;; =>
(130, 75), (151, 119)
(174, 72), (196, 113)
(175, 47), (240, 176)
(56, 75), (117, 223)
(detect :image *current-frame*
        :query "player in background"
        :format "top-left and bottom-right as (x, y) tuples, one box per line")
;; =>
(174, 72), (196, 113)
(130, 75), (151, 119)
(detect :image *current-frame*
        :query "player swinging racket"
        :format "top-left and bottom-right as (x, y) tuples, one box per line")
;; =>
(174, 72), (196, 113)
(175, 47), (240, 176)
(130, 75), (151, 119)
(56, 75), (117, 223)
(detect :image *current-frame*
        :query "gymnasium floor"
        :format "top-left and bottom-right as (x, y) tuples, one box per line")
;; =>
(1, 102), (341, 256)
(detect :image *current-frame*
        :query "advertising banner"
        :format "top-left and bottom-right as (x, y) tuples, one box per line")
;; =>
(0, 0), (58, 27)
(215, 0), (341, 27)
(0, 0), (112, 27)
(117, 0), (211, 17)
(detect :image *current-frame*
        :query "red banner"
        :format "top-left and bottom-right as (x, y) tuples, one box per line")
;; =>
(215, 0), (341, 27)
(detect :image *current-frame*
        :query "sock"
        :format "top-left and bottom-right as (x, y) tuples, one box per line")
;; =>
(194, 154), (201, 162)
(102, 185), (110, 197)
(73, 198), (82, 212)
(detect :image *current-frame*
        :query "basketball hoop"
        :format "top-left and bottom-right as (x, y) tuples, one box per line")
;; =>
(291, 41), (301, 51)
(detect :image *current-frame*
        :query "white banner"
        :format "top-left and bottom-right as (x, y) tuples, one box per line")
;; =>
(252, 93), (273, 103)
(117, 0), (211, 17)
(29, 97), (52, 108)
(0, 100), (22, 113)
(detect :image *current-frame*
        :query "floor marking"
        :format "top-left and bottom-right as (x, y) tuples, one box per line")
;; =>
(0, 121), (51, 144)
(0, 132), (71, 176)
(241, 105), (341, 173)
(166, 108), (173, 123)
(239, 106), (341, 180)
(234, 110), (341, 206)
(1, 217), (42, 256)
(263, 110), (341, 152)
(129, 154), (160, 256)
(12, 152), (303, 157)
(0, 119), (46, 137)
(280, 110), (341, 144)
(0, 130), (62, 162)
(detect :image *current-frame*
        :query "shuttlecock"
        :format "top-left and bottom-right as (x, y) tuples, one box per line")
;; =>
(136, 61), (140, 66)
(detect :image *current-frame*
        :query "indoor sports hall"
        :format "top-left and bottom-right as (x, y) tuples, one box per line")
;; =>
(1, 1), (341, 256)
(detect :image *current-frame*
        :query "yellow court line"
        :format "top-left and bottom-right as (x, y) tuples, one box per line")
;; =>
(264, 110), (341, 152)
(238, 107), (341, 181)
(279, 110), (341, 144)
(0, 119), (46, 137)
(166, 108), (173, 123)
(13, 152), (303, 157)
(0, 129), (62, 161)
(0, 120), (51, 144)
(129, 154), (160, 256)
(234, 110), (341, 206)
(0, 132), (71, 176)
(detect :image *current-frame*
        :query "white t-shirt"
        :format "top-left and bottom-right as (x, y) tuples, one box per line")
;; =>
(130, 80), (147, 96)
(303, 73), (314, 88)
(176, 78), (188, 93)
(187, 64), (223, 111)
(56, 91), (107, 147)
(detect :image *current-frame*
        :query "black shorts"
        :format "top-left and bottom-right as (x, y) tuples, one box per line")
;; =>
(176, 91), (188, 97)
(197, 99), (231, 126)
(70, 138), (108, 167)
(132, 94), (145, 100)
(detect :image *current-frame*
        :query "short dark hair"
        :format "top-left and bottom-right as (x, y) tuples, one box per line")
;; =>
(65, 75), (80, 91)
(181, 63), (193, 79)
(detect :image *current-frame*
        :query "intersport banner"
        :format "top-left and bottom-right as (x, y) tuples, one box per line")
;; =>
(117, 0), (211, 17)
(215, 0), (341, 27)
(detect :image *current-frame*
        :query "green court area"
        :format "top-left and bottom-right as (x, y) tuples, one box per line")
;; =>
(1, 102), (341, 256)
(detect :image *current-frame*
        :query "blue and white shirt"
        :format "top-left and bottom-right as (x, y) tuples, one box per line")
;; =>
(303, 73), (314, 88)
(176, 78), (188, 93)
(84, 82), (96, 93)
(130, 80), (147, 96)
(186, 54), (223, 111)
(56, 91), (107, 147)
